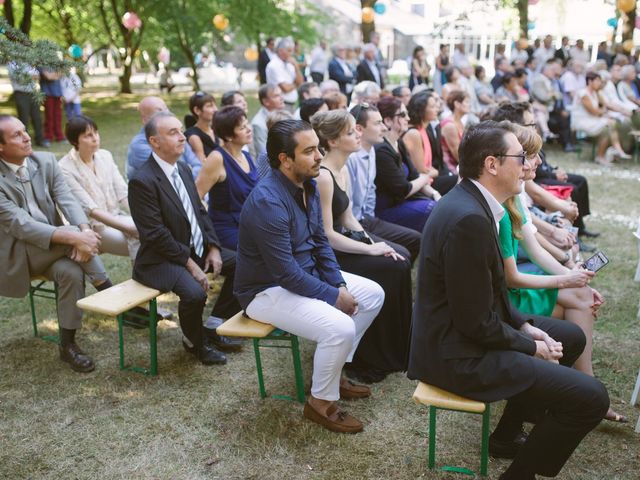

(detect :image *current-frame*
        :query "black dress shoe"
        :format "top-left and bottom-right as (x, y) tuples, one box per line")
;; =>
(579, 229), (600, 238)
(344, 365), (387, 384)
(59, 343), (95, 373)
(123, 307), (149, 329)
(203, 327), (243, 352)
(182, 340), (227, 365)
(489, 430), (529, 459)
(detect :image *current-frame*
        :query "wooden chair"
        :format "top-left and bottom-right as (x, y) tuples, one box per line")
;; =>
(77, 279), (161, 375)
(413, 382), (491, 477)
(217, 312), (305, 403)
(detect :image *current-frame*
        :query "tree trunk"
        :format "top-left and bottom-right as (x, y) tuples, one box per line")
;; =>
(360, 0), (375, 43)
(120, 58), (133, 94)
(517, 0), (528, 39)
(622, 8), (636, 45)
(20, 0), (32, 35)
(4, 0), (15, 28)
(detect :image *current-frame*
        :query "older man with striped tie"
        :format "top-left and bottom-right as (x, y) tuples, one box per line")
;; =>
(128, 111), (241, 366)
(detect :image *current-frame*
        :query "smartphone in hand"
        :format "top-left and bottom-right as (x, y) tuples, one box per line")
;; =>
(583, 251), (609, 272)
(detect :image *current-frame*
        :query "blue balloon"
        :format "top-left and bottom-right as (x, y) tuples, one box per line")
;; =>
(373, 3), (386, 14)
(527, 22), (535, 30)
(68, 44), (82, 59)
(607, 17), (618, 28)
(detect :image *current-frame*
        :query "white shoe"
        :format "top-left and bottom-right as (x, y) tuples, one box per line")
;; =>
(615, 149), (632, 160)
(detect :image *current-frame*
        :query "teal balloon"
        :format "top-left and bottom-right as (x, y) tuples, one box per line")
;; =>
(607, 17), (618, 27)
(527, 22), (535, 30)
(68, 44), (82, 59)
(373, 3), (386, 14)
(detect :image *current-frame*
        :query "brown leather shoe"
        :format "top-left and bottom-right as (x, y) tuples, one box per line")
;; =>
(339, 377), (371, 399)
(303, 400), (363, 434)
(59, 343), (95, 373)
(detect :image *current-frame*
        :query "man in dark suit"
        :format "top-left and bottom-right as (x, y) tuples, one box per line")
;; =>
(356, 43), (384, 89)
(425, 92), (457, 195)
(128, 112), (241, 365)
(408, 121), (608, 480)
(258, 37), (275, 85)
(328, 45), (355, 99)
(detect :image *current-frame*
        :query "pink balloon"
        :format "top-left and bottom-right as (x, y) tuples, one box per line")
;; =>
(528, 0), (539, 5)
(122, 11), (142, 30)
(636, 17), (640, 29)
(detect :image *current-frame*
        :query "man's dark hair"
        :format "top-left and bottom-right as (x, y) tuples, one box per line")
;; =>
(458, 121), (512, 180)
(391, 86), (405, 98)
(213, 106), (246, 142)
(258, 84), (276, 105)
(0, 114), (14, 143)
(65, 115), (99, 148)
(220, 90), (243, 107)
(585, 71), (601, 84)
(407, 91), (433, 125)
(349, 103), (379, 127)
(144, 111), (177, 141)
(267, 119), (313, 169)
(474, 65), (485, 78)
(492, 101), (532, 125)
(300, 98), (327, 123)
(514, 68), (527, 78)
(501, 72), (515, 86)
(297, 81), (318, 102)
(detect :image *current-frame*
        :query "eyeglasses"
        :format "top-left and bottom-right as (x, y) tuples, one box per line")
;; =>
(394, 111), (407, 118)
(495, 152), (527, 165)
(194, 91), (207, 97)
(352, 102), (370, 124)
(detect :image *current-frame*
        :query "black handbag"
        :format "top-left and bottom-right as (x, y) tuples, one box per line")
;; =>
(343, 229), (373, 245)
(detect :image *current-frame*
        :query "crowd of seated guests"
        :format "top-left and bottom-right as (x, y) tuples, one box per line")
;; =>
(4, 37), (635, 468)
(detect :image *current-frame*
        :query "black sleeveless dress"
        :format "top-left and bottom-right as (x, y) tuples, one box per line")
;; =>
(185, 125), (218, 157)
(321, 166), (413, 377)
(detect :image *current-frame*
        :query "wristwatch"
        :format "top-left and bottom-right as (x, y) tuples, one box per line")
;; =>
(336, 282), (347, 289)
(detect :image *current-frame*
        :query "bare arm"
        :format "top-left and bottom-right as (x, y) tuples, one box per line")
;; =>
(524, 180), (578, 221)
(503, 256), (592, 290)
(403, 129), (438, 177)
(194, 151), (225, 199)
(188, 135), (206, 163)
(441, 122), (461, 161)
(90, 209), (138, 237)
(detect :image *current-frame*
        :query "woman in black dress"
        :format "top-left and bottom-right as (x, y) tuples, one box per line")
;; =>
(185, 91), (218, 163)
(311, 109), (413, 383)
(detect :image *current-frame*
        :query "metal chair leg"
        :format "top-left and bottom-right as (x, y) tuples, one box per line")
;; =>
(480, 405), (491, 476)
(428, 406), (436, 469)
(148, 299), (158, 376)
(253, 338), (267, 398)
(290, 335), (305, 404)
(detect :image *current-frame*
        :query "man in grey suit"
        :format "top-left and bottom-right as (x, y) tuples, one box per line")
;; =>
(0, 115), (112, 372)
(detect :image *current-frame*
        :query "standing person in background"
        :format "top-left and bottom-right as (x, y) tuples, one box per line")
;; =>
(369, 31), (388, 84)
(258, 37), (276, 85)
(309, 40), (328, 84)
(434, 44), (450, 94)
(328, 45), (356, 101)
(39, 69), (65, 144)
(8, 62), (47, 148)
(534, 35), (556, 73)
(554, 36), (571, 66)
(409, 46), (430, 91)
(294, 40), (307, 81)
(250, 84), (285, 158)
(61, 68), (82, 121)
(356, 44), (385, 89)
(570, 39), (590, 65)
(266, 38), (304, 111)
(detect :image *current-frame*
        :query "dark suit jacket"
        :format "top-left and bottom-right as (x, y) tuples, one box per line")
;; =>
(328, 57), (354, 94)
(128, 155), (220, 292)
(407, 179), (537, 402)
(426, 123), (451, 175)
(258, 49), (271, 85)
(356, 60), (384, 89)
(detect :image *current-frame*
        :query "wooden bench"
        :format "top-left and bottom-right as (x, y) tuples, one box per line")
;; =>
(76, 279), (161, 375)
(216, 312), (305, 403)
(413, 382), (491, 477)
(28, 275), (59, 344)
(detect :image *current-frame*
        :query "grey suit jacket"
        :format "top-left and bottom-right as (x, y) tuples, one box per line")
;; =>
(0, 151), (88, 297)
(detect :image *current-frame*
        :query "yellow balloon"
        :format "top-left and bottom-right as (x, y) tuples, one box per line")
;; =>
(623, 39), (635, 51)
(244, 47), (259, 62)
(362, 7), (375, 24)
(213, 14), (229, 30)
(617, 0), (636, 13)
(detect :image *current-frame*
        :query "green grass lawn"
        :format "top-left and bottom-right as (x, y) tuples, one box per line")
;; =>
(1, 93), (640, 479)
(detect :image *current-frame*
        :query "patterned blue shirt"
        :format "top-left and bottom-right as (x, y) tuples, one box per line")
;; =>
(234, 169), (345, 309)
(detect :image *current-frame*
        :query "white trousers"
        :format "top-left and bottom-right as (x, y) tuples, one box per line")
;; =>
(246, 271), (384, 401)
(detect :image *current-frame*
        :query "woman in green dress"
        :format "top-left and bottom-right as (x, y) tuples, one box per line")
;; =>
(498, 122), (625, 423)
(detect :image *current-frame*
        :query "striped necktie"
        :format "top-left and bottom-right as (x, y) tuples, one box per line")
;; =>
(171, 168), (204, 257)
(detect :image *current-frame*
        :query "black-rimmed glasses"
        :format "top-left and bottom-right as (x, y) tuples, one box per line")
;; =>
(394, 111), (407, 118)
(495, 152), (527, 165)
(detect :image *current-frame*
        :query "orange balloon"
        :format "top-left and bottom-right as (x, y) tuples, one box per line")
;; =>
(213, 14), (229, 30)
(617, 0), (636, 13)
(623, 39), (635, 51)
(244, 47), (259, 62)
(362, 7), (375, 24)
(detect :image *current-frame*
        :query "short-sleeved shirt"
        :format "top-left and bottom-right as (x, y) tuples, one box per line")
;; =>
(266, 56), (298, 104)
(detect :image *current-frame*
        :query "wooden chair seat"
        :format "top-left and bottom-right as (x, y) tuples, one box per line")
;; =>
(215, 311), (275, 338)
(413, 382), (486, 413)
(76, 279), (160, 316)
